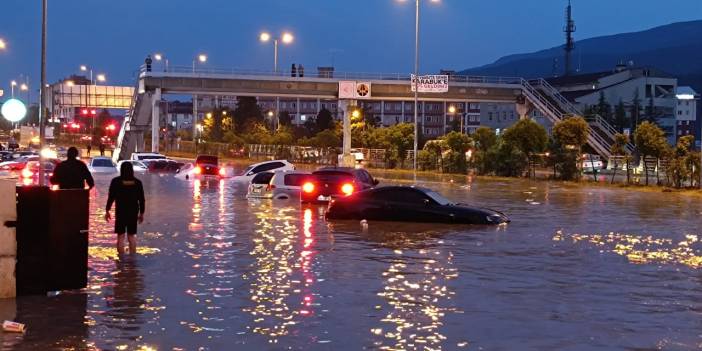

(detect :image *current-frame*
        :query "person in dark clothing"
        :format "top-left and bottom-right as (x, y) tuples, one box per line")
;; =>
(99, 143), (106, 156)
(298, 64), (304, 77)
(145, 55), (153, 72)
(105, 162), (146, 255)
(50, 147), (95, 190)
(291, 63), (297, 77)
(86, 144), (92, 157)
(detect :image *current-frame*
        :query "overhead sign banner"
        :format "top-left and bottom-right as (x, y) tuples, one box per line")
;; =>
(339, 81), (372, 99)
(411, 74), (449, 93)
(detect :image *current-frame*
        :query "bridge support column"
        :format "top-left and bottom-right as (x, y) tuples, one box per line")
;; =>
(339, 100), (356, 167)
(151, 88), (161, 153)
(135, 132), (144, 153)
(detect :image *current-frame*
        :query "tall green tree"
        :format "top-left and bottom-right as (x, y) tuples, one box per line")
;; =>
(232, 97), (263, 134)
(631, 88), (642, 132)
(614, 99), (628, 133)
(278, 111), (292, 127)
(552, 116), (590, 180)
(633, 121), (667, 185)
(472, 126), (497, 152)
(502, 119), (548, 177)
(597, 91), (612, 124)
(315, 108), (335, 133)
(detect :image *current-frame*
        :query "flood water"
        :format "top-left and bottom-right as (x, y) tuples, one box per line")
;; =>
(2, 169), (701, 350)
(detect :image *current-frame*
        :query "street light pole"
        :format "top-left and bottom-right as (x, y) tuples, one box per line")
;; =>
(38, 0), (47, 186)
(413, 0), (420, 172)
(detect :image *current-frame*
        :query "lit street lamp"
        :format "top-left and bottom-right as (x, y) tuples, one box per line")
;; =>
(193, 54), (207, 72)
(10, 80), (17, 98)
(96, 74), (106, 83)
(80, 65), (93, 84)
(154, 53), (169, 72)
(398, 0), (440, 171)
(0, 39), (6, 50)
(259, 31), (294, 73)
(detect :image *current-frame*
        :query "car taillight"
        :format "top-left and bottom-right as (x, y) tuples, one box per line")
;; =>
(194, 166), (202, 174)
(266, 184), (276, 191)
(302, 182), (315, 193)
(21, 168), (33, 178)
(219, 168), (226, 176)
(341, 183), (354, 196)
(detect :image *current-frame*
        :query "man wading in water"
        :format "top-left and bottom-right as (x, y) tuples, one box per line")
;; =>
(105, 163), (146, 255)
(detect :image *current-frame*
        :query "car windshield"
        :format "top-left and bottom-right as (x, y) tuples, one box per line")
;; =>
(425, 190), (452, 206)
(93, 159), (114, 167)
(241, 166), (254, 176)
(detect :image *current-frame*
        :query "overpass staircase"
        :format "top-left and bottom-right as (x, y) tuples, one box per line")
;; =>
(113, 86), (154, 162)
(520, 78), (634, 160)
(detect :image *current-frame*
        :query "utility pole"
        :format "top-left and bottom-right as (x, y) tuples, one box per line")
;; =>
(563, 0), (576, 77)
(38, 0), (48, 186)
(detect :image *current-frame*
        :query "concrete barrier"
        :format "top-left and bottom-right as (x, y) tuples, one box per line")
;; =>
(0, 180), (17, 299)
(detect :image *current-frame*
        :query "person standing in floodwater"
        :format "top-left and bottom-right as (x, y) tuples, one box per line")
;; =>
(105, 162), (146, 255)
(50, 146), (95, 190)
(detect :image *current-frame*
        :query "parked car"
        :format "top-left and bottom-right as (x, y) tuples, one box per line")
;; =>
(130, 152), (168, 161)
(246, 172), (276, 199)
(269, 170), (312, 200)
(20, 160), (56, 185)
(194, 155), (224, 178)
(117, 160), (149, 173)
(0, 151), (14, 162)
(0, 155), (40, 171)
(143, 159), (183, 173)
(88, 157), (118, 173)
(301, 167), (378, 203)
(582, 154), (604, 172)
(326, 186), (510, 225)
(234, 160), (295, 183)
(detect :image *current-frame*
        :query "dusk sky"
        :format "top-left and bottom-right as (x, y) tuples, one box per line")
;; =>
(1, 0), (701, 97)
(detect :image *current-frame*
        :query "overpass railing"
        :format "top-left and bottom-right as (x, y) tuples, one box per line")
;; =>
(138, 65), (523, 85)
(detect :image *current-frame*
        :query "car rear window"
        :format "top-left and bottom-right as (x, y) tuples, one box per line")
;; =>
(284, 174), (308, 186)
(251, 172), (274, 184)
(196, 156), (218, 165)
(313, 170), (353, 181)
(92, 159), (114, 167)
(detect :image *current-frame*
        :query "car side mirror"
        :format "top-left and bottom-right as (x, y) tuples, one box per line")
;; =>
(423, 199), (431, 206)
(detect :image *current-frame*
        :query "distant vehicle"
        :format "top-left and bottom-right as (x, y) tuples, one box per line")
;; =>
(582, 154), (604, 172)
(0, 151), (13, 162)
(0, 155), (40, 171)
(194, 155), (224, 178)
(301, 167), (378, 203)
(234, 160), (295, 183)
(117, 160), (149, 173)
(20, 160), (56, 185)
(88, 157), (118, 173)
(337, 149), (365, 165)
(326, 186), (510, 225)
(130, 152), (168, 161)
(7, 140), (19, 150)
(269, 170), (312, 200)
(246, 172), (276, 199)
(143, 159), (183, 173)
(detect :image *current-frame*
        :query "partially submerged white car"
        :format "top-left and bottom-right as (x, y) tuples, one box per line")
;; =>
(234, 160), (295, 183)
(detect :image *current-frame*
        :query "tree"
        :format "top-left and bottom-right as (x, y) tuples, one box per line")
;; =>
(610, 133), (630, 184)
(502, 119), (548, 177)
(203, 108), (233, 142)
(597, 91), (612, 124)
(668, 135), (696, 188)
(552, 116), (589, 181)
(472, 127), (497, 152)
(441, 132), (473, 173)
(634, 121), (667, 185)
(309, 129), (341, 148)
(614, 99), (628, 133)
(232, 97), (263, 134)
(631, 88), (642, 132)
(278, 111), (293, 127)
(315, 108), (335, 133)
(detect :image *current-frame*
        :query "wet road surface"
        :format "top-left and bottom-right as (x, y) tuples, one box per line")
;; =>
(2, 170), (701, 350)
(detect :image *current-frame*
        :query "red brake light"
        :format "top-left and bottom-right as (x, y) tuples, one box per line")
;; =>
(194, 166), (202, 175)
(341, 183), (354, 196)
(21, 168), (33, 178)
(302, 182), (315, 193)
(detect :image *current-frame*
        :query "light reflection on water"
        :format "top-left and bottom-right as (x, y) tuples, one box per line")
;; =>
(3, 172), (702, 350)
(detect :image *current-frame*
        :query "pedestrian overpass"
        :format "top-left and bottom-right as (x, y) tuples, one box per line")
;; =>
(114, 66), (626, 162)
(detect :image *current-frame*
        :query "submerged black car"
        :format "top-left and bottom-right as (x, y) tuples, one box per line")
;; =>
(326, 186), (510, 225)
